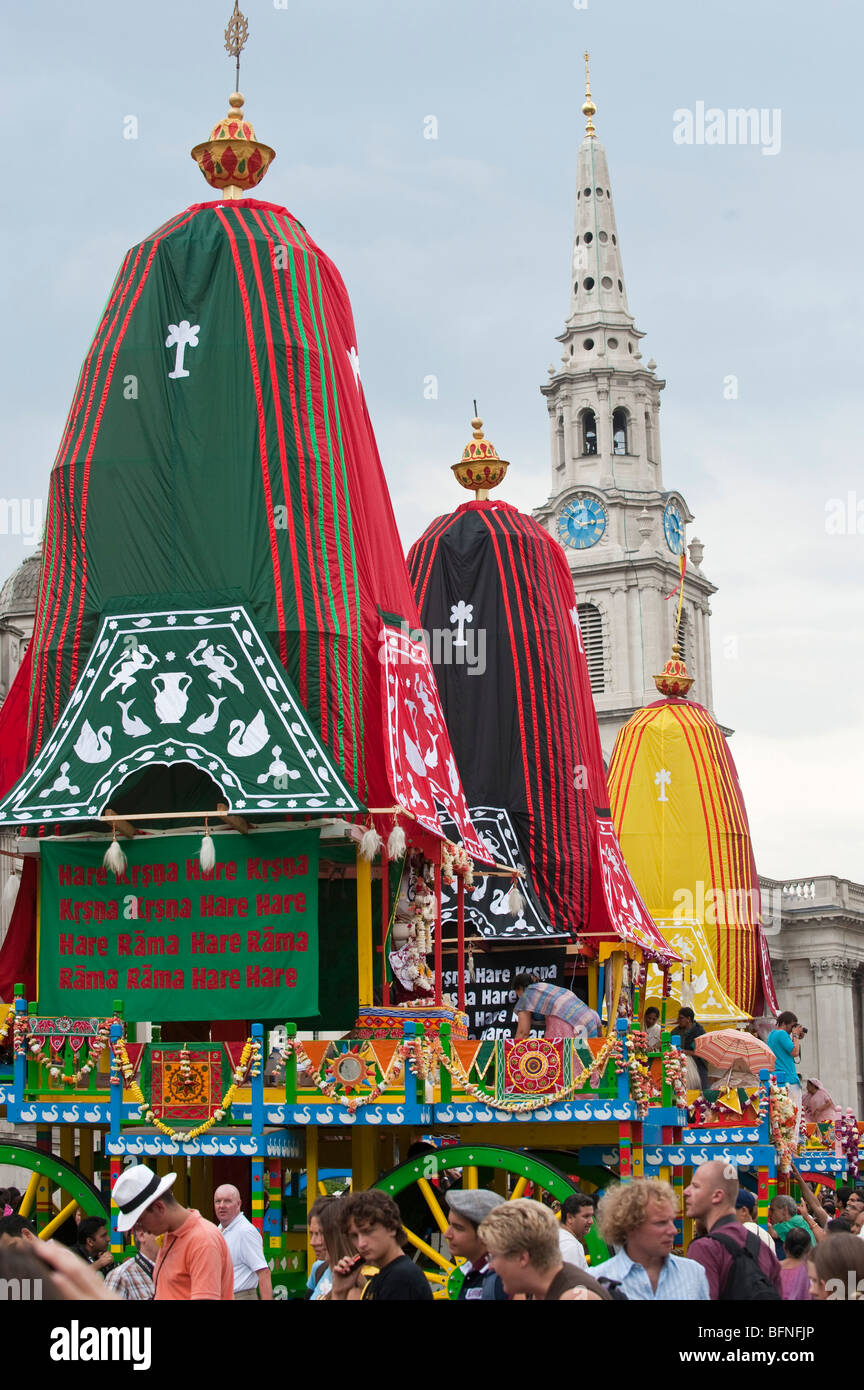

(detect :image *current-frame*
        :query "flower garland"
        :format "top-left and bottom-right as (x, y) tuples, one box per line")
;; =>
(664, 1046), (688, 1109)
(423, 1033), (620, 1113)
(616, 1029), (660, 1117)
(836, 1109), (860, 1182)
(768, 1078), (797, 1173)
(281, 1036), (416, 1114)
(15, 1017), (118, 1086)
(112, 1035), (261, 1143)
(0, 1003), (15, 1047)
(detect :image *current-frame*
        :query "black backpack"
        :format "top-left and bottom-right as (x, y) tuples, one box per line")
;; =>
(708, 1229), (782, 1301)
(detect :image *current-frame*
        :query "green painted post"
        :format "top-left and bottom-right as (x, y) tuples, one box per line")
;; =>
(284, 1023), (297, 1104)
(415, 1024), (426, 1108)
(439, 1022), (452, 1104)
(26, 1001), (39, 1096)
(660, 1031), (673, 1109)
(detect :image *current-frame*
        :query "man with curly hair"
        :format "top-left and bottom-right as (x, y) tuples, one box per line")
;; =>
(329, 1190), (433, 1301)
(591, 1179), (709, 1300)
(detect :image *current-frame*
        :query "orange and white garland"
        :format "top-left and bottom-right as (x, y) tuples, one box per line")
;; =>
(280, 1035), (417, 1114)
(423, 1033), (620, 1114)
(17, 1017), (118, 1087)
(0, 1003), (15, 1046)
(112, 1035), (261, 1143)
(768, 1078), (798, 1173)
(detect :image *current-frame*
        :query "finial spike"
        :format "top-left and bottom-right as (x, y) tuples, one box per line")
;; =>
(582, 50), (597, 138)
(225, 2), (249, 92)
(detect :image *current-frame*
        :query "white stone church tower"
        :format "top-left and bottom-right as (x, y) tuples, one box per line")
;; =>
(533, 64), (717, 759)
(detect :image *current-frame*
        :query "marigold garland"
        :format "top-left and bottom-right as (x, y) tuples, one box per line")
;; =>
(112, 1035), (261, 1144)
(0, 1003), (16, 1047)
(281, 1037), (416, 1114)
(423, 1033), (621, 1113)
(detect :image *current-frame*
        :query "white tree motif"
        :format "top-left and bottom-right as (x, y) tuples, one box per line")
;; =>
(165, 320), (201, 379)
(450, 600), (474, 648)
(347, 346), (361, 387)
(655, 769), (672, 803)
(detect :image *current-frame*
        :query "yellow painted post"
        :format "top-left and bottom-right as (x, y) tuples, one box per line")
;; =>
(356, 850), (374, 1008)
(465, 1166), (479, 1190)
(78, 1126), (94, 1182)
(351, 1127), (379, 1193)
(18, 1171), (41, 1219)
(416, 1178), (449, 1235)
(306, 1126), (319, 1276)
(587, 960), (599, 1014)
(39, 1198), (79, 1242)
(509, 1176), (529, 1202)
(190, 1158), (207, 1215)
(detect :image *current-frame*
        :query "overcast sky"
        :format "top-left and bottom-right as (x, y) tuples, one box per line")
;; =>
(1, 0), (861, 883)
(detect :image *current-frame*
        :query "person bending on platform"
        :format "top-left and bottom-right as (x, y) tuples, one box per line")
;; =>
(329, 1191), (433, 1301)
(513, 974), (600, 1042)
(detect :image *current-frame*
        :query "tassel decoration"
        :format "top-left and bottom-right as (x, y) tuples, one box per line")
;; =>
(103, 833), (127, 879)
(508, 877), (525, 918)
(387, 819), (406, 861)
(359, 824), (383, 861)
(200, 822), (216, 874)
(1, 865), (21, 915)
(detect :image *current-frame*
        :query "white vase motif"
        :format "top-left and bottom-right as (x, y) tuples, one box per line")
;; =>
(152, 672), (192, 724)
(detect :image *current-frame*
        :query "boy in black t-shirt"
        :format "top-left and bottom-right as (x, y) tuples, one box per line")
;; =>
(329, 1190), (433, 1301)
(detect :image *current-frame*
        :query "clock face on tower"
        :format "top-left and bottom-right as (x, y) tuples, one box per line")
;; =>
(663, 502), (684, 555)
(558, 495), (607, 550)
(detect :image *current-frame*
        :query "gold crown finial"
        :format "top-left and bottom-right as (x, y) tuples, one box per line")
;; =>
(191, 3), (275, 199)
(653, 643), (694, 698)
(451, 407), (510, 500)
(582, 51), (597, 137)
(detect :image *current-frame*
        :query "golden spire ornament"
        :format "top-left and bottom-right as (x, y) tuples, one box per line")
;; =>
(582, 51), (597, 138)
(190, 3), (275, 199)
(451, 404), (510, 500)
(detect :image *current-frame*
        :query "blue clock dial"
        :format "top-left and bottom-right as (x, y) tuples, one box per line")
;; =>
(663, 503), (684, 555)
(558, 495), (607, 550)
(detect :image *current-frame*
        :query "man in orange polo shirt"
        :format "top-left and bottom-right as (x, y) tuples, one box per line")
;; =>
(112, 1164), (233, 1301)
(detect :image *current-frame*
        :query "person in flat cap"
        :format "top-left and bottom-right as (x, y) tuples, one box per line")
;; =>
(111, 1164), (233, 1301)
(444, 1189), (508, 1301)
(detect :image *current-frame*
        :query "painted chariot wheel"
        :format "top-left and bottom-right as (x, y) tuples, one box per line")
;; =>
(374, 1144), (582, 1299)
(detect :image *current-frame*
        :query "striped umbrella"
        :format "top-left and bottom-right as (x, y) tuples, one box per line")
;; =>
(694, 1029), (775, 1074)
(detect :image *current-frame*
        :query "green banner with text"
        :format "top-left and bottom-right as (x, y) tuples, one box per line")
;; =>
(37, 832), (319, 1021)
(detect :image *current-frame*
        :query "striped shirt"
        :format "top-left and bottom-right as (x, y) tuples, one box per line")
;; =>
(518, 983), (600, 1035)
(591, 1249), (710, 1301)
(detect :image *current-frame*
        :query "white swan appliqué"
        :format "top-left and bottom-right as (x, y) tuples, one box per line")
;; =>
(226, 710), (269, 758)
(73, 720), (113, 763)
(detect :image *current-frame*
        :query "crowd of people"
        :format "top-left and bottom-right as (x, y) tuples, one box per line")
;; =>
(1, 1159), (862, 1301)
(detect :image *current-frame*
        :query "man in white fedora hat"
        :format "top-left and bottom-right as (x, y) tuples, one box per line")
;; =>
(111, 1164), (233, 1301)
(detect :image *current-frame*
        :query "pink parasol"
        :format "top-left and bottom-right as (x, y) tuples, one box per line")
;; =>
(694, 1029), (776, 1073)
